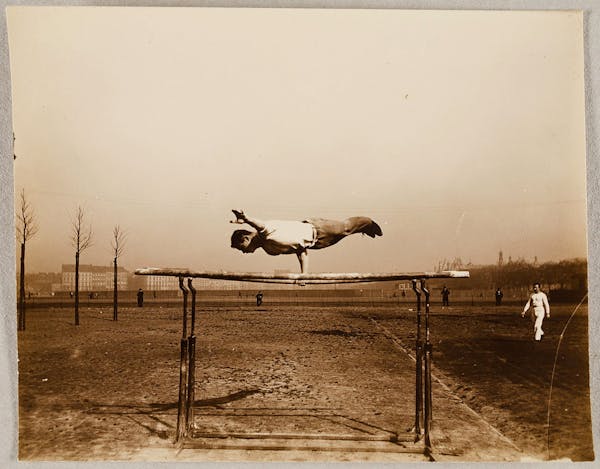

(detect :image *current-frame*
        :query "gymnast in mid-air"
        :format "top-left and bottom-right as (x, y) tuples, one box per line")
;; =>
(230, 209), (383, 273)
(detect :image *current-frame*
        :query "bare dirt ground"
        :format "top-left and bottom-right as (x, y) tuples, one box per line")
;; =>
(17, 299), (593, 462)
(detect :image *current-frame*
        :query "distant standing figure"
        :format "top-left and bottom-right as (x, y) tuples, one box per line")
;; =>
(137, 288), (144, 307)
(495, 288), (504, 306)
(230, 209), (382, 273)
(521, 282), (550, 341)
(441, 286), (450, 306)
(256, 291), (264, 307)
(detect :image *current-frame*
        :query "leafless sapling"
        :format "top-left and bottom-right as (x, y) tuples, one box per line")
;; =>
(111, 225), (126, 321)
(70, 206), (93, 326)
(16, 189), (38, 331)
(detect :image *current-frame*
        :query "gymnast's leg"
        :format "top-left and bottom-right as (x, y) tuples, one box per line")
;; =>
(306, 217), (382, 250)
(343, 216), (383, 237)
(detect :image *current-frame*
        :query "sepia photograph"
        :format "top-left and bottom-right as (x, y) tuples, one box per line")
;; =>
(5, 5), (593, 463)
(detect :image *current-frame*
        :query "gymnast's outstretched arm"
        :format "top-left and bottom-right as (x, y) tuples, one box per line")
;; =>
(231, 210), (266, 232)
(296, 250), (308, 274)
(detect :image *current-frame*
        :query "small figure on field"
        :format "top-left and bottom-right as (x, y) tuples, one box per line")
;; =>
(230, 210), (383, 273)
(441, 286), (450, 306)
(256, 291), (264, 307)
(521, 282), (550, 341)
(137, 288), (144, 307)
(495, 287), (504, 306)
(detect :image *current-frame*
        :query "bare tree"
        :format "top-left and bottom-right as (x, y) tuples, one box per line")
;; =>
(111, 225), (127, 321)
(70, 206), (93, 326)
(16, 189), (38, 331)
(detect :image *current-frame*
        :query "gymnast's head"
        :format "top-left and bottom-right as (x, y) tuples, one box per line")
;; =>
(231, 229), (259, 253)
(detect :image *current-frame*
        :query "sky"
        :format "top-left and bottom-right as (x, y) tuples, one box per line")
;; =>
(7, 7), (587, 274)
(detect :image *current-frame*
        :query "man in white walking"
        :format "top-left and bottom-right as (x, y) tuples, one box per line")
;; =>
(521, 282), (550, 341)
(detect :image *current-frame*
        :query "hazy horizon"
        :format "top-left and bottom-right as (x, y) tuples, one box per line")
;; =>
(8, 8), (587, 274)
(15, 253), (589, 276)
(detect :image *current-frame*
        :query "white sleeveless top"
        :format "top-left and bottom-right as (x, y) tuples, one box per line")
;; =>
(258, 220), (316, 255)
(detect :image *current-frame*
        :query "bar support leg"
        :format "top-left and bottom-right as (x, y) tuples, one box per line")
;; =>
(186, 279), (197, 436)
(176, 277), (189, 442)
(421, 279), (433, 453)
(412, 279), (423, 440)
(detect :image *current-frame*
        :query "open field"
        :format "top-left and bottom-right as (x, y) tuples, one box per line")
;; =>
(17, 300), (592, 462)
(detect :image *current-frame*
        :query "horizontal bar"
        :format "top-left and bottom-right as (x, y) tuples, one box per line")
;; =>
(134, 269), (470, 285)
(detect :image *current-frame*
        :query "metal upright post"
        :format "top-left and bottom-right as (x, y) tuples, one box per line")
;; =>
(176, 277), (189, 442)
(186, 278), (197, 436)
(421, 279), (433, 451)
(411, 279), (423, 439)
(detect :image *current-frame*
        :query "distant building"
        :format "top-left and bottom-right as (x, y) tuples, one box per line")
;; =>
(135, 269), (291, 291)
(61, 264), (128, 291)
(16, 272), (61, 295)
(144, 275), (181, 291)
(192, 278), (240, 290)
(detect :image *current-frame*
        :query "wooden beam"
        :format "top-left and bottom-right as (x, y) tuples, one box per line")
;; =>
(134, 268), (469, 285)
